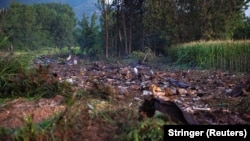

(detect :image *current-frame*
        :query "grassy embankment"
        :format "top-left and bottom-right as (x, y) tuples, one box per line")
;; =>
(166, 40), (250, 72)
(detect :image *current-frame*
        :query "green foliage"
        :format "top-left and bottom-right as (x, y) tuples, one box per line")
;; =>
(76, 12), (101, 57)
(234, 17), (250, 39)
(166, 40), (250, 72)
(125, 118), (165, 141)
(143, 0), (173, 51)
(71, 47), (81, 55)
(13, 115), (41, 141)
(3, 3), (42, 50)
(144, 0), (246, 44)
(0, 56), (73, 98)
(97, 0), (249, 57)
(131, 48), (155, 62)
(9, 114), (60, 141)
(0, 36), (9, 50)
(0, 2), (76, 50)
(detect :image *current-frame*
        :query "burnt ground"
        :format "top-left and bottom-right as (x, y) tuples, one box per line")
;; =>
(0, 54), (250, 139)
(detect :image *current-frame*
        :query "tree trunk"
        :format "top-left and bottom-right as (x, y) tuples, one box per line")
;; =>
(129, 16), (132, 54)
(142, 31), (145, 50)
(105, 11), (109, 58)
(119, 29), (123, 55)
(122, 11), (128, 55)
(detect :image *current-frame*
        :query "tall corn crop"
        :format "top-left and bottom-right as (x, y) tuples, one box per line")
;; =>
(166, 40), (250, 72)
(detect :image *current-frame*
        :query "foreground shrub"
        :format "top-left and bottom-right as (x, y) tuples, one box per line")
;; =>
(131, 48), (156, 63)
(0, 56), (73, 98)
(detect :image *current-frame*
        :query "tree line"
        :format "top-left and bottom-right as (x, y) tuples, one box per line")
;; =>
(0, 2), (76, 51)
(97, 0), (250, 58)
(0, 0), (250, 58)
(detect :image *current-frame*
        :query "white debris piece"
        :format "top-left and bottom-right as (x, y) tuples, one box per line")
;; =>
(150, 70), (154, 76)
(134, 97), (143, 102)
(66, 78), (73, 84)
(87, 103), (95, 110)
(225, 88), (232, 93)
(192, 97), (201, 101)
(184, 107), (194, 113)
(129, 102), (133, 107)
(142, 90), (153, 96)
(133, 67), (138, 75)
(73, 59), (77, 65)
(173, 99), (182, 104)
(178, 88), (188, 95)
(192, 106), (211, 111)
(66, 55), (71, 61)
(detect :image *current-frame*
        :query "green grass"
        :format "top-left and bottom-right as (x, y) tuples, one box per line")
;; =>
(0, 49), (74, 99)
(166, 40), (250, 72)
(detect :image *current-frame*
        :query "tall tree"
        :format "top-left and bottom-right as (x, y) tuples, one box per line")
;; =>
(3, 3), (38, 49)
(233, 16), (250, 39)
(98, 0), (145, 56)
(77, 12), (100, 57)
(1, 2), (76, 50)
(0, 8), (9, 50)
(96, 0), (250, 56)
(172, 0), (250, 40)
(97, 0), (112, 58)
(47, 3), (76, 49)
(142, 0), (174, 53)
(122, 0), (144, 54)
(34, 4), (57, 47)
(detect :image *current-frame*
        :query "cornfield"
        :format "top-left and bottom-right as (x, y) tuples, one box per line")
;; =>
(166, 40), (250, 72)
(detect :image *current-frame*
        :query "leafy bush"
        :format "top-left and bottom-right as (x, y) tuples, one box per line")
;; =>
(0, 35), (9, 51)
(0, 56), (73, 98)
(131, 48), (155, 63)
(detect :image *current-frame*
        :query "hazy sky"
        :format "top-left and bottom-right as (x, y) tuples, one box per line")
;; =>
(0, 0), (250, 17)
(246, 4), (250, 17)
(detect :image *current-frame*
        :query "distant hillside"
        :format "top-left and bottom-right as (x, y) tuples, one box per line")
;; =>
(0, 0), (98, 20)
(0, 0), (9, 8)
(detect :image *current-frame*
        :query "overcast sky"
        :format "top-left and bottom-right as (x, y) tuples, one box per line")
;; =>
(0, 0), (250, 17)
(246, 5), (250, 17)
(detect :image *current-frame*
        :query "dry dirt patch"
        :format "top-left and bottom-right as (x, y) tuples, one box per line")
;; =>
(0, 95), (66, 129)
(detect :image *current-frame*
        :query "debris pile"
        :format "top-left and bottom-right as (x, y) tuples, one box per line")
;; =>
(35, 55), (250, 125)
(41, 55), (249, 124)
(0, 54), (249, 129)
